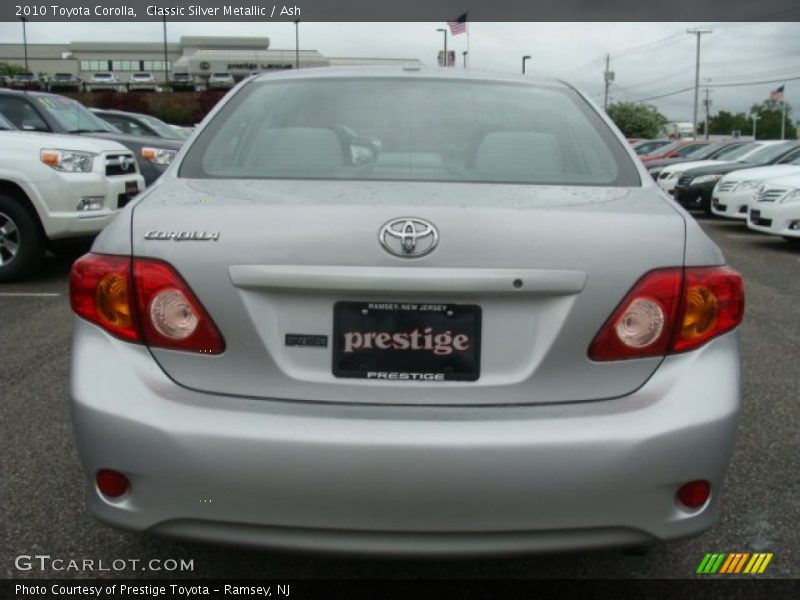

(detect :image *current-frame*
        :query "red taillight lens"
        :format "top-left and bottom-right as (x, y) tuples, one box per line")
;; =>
(589, 269), (683, 360)
(589, 266), (744, 361)
(132, 259), (225, 354)
(70, 254), (224, 354)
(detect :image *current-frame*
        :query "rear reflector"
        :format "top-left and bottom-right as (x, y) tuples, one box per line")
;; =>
(96, 469), (129, 498)
(589, 266), (744, 361)
(70, 254), (225, 354)
(676, 480), (711, 509)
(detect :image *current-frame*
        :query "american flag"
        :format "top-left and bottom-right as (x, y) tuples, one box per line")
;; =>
(448, 13), (468, 36)
(770, 85), (785, 102)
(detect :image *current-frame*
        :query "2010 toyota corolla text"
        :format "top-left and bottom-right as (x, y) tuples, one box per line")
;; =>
(69, 67), (745, 555)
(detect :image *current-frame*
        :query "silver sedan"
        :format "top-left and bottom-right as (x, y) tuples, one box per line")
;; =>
(69, 67), (744, 555)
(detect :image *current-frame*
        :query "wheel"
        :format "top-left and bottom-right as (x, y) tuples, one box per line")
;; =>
(783, 236), (800, 247)
(0, 193), (45, 282)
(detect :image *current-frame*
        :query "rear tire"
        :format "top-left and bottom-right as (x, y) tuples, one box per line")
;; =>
(0, 193), (45, 282)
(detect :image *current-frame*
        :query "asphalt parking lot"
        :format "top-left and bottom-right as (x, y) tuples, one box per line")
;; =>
(1, 215), (798, 580)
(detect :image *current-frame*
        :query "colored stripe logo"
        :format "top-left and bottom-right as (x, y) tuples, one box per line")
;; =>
(697, 552), (773, 574)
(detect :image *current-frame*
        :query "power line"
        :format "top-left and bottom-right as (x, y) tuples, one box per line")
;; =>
(621, 74), (800, 103)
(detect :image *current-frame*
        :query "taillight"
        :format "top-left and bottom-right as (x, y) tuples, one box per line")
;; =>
(132, 259), (225, 353)
(589, 266), (744, 361)
(70, 254), (138, 342)
(70, 254), (224, 354)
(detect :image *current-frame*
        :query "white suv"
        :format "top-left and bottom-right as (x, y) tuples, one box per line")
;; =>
(0, 116), (145, 281)
(87, 72), (122, 92)
(128, 72), (159, 92)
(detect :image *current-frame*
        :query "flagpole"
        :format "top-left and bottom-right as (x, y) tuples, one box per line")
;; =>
(781, 91), (786, 140)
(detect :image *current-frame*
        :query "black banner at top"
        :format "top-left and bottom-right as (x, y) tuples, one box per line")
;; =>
(2, 0), (800, 22)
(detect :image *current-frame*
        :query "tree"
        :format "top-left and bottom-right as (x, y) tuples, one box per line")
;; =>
(0, 62), (25, 77)
(749, 99), (795, 140)
(605, 102), (668, 139)
(701, 110), (751, 137)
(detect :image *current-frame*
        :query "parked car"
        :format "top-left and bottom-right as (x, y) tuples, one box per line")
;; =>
(639, 139), (714, 164)
(87, 72), (123, 92)
(49, 72), (82, 92)
(0, 89), (183, 185)
(207, 72), (235, 90)
(656, 142), (763, 194)
(69, 67), (744, 555)
(11, 72), (41, 90)
(631, 139), (672, 156)
(128, 72), (159, 92)
(0, 112), (144, 281)
(711, 148), (800, 219)
(91, 108), (188, 141)
(673, 141), (800, 214)
(747, 172), (800, 244)
(169, 72), (196, 92)
(645, 141), (750, 179)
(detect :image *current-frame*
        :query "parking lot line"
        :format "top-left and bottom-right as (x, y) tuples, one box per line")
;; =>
(0, 292), (61, 297)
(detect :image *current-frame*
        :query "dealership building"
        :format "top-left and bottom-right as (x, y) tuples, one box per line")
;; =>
(0, 36), (421, 83)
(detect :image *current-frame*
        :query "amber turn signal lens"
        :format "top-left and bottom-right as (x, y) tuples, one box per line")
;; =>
(40, 150), (60, 167)
(680, 285), (719, 340)
(95, 273), (133, 329)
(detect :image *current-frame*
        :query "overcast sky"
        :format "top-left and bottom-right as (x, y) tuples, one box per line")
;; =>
(1, 21), (798, 121)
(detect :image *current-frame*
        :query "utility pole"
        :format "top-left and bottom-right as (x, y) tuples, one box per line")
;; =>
(294, 20), (300, 69)
(703, 88), (712, 139)
(751, 113), (760, 140)
(20, 17), (28, 72)
(162, 16), (169, 86)
(603, 53), (614, 110)
(687, 29), (712, 140)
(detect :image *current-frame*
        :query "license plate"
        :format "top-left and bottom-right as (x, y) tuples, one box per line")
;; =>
(751, 209), (761, 220)
(333, 302), (481, 381)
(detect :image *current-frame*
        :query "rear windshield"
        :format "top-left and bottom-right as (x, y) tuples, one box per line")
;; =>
(742, 142), (794, 164)
(717, 143), (757, 160)
(181, 78), (639, 186)
(684, 143), (721, 159)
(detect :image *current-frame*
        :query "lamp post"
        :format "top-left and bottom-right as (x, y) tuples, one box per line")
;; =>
(294, 20), (300, 69)
(463, 51), (468, 69)
(20, 17), (29, 72)
(436, 28), (448, 67)
(522, 55), (531, 75)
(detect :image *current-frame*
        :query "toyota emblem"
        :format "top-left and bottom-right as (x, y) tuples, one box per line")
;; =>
(379, 218), (438, 258)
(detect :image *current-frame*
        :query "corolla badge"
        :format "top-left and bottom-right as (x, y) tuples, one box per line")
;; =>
(144, 230), (220, 241)
(379, 218), (438, 258)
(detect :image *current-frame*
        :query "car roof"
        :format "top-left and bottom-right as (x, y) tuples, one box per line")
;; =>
(249, 65), (572, 89)
(93, 108), (151, 120)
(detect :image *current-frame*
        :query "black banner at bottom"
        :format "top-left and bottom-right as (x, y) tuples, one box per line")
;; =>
(3, 579), (800, 600)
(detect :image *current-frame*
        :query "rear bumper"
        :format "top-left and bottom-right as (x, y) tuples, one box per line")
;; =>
(70, 321), (741, 555)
